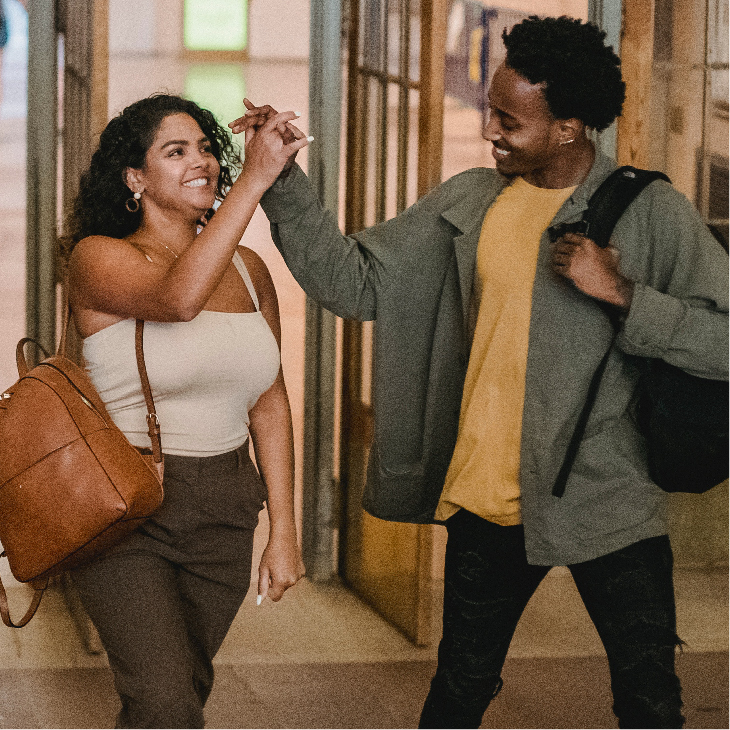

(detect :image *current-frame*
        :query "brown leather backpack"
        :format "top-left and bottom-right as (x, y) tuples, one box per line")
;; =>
(0, 316), (164, 627)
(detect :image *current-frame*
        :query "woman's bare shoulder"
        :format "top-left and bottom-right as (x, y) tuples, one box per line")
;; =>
(237, 245), (267, 270)
(71, 235), (150, 266)
(237, 246), (275, 290)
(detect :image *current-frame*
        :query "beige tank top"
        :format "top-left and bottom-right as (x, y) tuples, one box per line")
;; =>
(82, 252), (280, 457)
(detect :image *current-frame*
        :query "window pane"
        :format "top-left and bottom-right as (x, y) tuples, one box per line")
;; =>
(649, 0), (729, 215)
(184, 0), (248, 51)
(184, 64), (247, 129)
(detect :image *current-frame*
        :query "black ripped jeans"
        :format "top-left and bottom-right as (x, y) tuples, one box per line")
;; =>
(420, 510), (684, 729)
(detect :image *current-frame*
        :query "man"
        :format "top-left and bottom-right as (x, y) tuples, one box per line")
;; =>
(233, 16), (728, 728)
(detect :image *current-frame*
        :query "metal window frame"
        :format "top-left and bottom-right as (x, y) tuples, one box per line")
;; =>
(26, 0), (59, 361)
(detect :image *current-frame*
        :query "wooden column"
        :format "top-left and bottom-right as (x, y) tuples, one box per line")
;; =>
(91, 0), (109, 144)
(616, 0), (656, 167)
(59, 0), (109, 655)
(418, 0), (447, 195)
(416, 0), (449, 645)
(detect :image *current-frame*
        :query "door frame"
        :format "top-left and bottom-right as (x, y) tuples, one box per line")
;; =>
(302, 0), (624, 644)
(26, 0), (109, 653)
(25, 0), (59, 361)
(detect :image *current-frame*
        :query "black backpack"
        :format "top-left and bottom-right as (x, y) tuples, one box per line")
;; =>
(550, 166), (729, 497)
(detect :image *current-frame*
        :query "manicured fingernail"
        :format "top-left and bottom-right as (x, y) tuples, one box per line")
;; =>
(294, 111), (302, 117)
(257, 595), (263, 606)
(306, 136), (314, 142)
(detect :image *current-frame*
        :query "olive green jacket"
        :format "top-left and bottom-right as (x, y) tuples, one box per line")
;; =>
(260, 152), (728, 565)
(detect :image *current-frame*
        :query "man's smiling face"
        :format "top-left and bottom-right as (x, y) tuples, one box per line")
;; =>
(483, 63), (567, 185)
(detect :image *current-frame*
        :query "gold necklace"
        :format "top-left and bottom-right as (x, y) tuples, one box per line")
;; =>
(156, 241), (179, 259)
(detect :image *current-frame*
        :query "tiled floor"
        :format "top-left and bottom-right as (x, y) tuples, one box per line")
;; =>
(1, 564), (728, 668)
(0, 5), (728, 728)
(0, 652), (726, 728)
(0, 570), (727, 728)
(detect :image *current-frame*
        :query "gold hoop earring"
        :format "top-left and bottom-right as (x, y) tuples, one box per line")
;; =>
(125, 191), (142, 213)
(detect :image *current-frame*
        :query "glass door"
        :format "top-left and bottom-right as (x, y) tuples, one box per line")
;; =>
(339, 0), (446, 645)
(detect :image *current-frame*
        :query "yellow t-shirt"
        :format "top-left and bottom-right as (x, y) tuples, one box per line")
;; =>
(434, 177), (576, 524)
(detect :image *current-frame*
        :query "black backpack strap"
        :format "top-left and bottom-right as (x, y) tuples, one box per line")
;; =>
(551, 166), (671, 498)
(707, 221), (729, 252)
(548, 167), (670, 248)
(552, 338), (616, 498)
(583, 167), (670, 248)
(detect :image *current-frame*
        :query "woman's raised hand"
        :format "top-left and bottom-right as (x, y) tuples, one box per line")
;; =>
(229, 99), (308, 182)
(236, 108), (310, 193)
(228, 98), (284, 138)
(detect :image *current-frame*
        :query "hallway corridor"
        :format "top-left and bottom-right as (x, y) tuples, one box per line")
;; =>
(0, 2), (727, 726)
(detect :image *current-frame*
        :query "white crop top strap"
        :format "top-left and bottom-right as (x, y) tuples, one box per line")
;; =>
(231, 251), (259, 311)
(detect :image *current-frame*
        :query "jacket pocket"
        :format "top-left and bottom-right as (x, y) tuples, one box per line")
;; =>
(363, 445), (428, 520)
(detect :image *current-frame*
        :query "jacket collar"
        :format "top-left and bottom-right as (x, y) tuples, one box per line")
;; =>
(441, 172), (505, 234)
(441, 171), (506, 331)
(438, 150), (618, 334)
(550, 149), (618, 225)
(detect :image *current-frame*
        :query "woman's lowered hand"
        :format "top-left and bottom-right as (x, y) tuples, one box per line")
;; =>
(257, 529), (305, 604)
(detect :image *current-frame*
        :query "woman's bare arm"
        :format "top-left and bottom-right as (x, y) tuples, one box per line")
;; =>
(70, 112), (309, 324)
(243, 248), (305, 602)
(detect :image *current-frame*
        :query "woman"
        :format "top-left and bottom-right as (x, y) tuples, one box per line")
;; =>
(63, 93), (309, 728)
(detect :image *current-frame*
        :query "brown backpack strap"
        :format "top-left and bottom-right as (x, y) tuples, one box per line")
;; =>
(59, 273), (161, 467)
(14, 272), (67, 377)
(0, 573), (48, 628)
(135, 320), (162, 467)
(16, 338), (50, 377)
(58, 274), (73, 358)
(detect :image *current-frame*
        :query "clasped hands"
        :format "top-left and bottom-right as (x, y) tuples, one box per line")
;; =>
(228, 99), (309, 190)
(551, 232), (635, 311)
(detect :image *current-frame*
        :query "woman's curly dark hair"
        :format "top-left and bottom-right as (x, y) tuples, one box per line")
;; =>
(503, 16), (625, 132)
(60, 94), (241, 258)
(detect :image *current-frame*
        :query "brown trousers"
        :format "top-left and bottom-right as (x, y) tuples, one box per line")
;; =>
(72, 443), (266, 729)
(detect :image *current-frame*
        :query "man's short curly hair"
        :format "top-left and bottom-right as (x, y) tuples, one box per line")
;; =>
(502, 16), (625, 132)
(60, 94), (241, 258)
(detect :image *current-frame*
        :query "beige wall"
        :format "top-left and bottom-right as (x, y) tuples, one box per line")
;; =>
(468, 0), (587, 18)
(108, 0), (155, 55)
(108, 0), (309, 59)
(248, 0), (310, 59)
(108, 0), (182, 56)
(154, 0), (184, 56)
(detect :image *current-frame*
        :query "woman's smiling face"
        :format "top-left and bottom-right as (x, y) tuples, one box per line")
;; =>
(127, 112), (221, 218)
